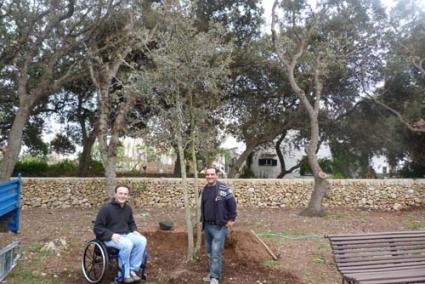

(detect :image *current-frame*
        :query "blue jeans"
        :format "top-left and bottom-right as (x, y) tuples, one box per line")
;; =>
(204, 224), (228, 280)
(104, 232), (147, 279)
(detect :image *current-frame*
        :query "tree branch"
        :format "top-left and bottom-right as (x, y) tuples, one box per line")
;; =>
(361, 82), (425, 133)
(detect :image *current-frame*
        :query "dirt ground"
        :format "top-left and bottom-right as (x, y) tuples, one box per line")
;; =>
(1, 207), (425, 284)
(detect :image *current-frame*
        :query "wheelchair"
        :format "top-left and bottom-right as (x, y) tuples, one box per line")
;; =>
(82, 239), (148, 284)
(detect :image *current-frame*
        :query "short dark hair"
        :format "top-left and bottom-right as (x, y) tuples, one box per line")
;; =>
(114, 185), (130, 193)
(205, 166), (218, 174)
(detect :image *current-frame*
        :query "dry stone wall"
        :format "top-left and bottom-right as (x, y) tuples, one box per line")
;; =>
(20, 178), (425, 211)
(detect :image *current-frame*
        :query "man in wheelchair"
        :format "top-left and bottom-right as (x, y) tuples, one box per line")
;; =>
(93, 185), (147, 283)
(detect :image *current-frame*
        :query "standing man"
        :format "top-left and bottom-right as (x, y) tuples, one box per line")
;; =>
(201, 167), (237, 284)
(94, 185), (147, 283)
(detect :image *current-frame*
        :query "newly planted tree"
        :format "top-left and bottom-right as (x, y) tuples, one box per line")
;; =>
(146, 7), (232, 260)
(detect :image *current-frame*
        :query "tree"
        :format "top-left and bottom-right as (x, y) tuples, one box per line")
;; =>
(87, 4), (151, 197)
(271, 0), (386, 216)
(225, 38), (304, 177)
(43, 77), (99, 175)
(0, 0), (102, 181)
(146, 7), (232, 261)
(50, 133), (76, 156)
(369, 0), (425, 133)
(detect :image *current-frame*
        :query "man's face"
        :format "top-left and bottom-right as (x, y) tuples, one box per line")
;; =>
(205, 168), (218, 186)
(114, 186), (129, 206)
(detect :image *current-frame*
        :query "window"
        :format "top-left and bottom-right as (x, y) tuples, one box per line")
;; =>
(258, 158), (277, 166)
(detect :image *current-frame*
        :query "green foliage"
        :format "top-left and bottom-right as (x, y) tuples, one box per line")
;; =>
(13, 158), (49, 177)
(88, 160), (105, 176)
(300, 156), (353, 178)
(47, 160), (78, 176)
(300, 157), (335, 176)
(22, 120), (48, 157)
(50, 134), (76, 155)
(13, 159), (77, 177)
(402, 219), (425, 230)
(7, 243), (60, 284)
(399, 162), (425, 178)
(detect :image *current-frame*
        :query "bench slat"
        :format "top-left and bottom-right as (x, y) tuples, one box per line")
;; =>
(346, 268), (425, 281)
(327, 231), (425, 238)
(333, 243), (425, 251)
(335, 250), (425, 260)
(340, 263), (425, 273)
(339, 263), (425, 273)
(337, 255), (425, 265)
(331, 237), (425, 245)
(359, 276), (425, 284)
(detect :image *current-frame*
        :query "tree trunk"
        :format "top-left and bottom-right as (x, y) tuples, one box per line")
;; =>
(0, 98), (32, 181)
(276, 131), (287, 178)
(299, 105), (330, 216)
(174, 91), (194, 262)
(228, 143), (255, 178)
(173, 148), (181, 177)
(189, 92), (202, 257)
(300, 176), (329, 217)
(104, 155), (117, 198)
(78, 132), (97, 176)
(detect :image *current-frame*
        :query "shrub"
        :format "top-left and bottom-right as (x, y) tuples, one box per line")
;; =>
(13, 159), (49, 177)
(88, 160), (105, 176)
(47, 160), (77, 176)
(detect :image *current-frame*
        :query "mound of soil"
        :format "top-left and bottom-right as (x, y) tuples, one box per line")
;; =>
(140, 228), (301, 284)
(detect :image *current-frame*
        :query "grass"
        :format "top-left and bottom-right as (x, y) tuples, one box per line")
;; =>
(257, 231), (322, 240)
(402, 219), (425, 230)
(260, 259), (281, 268)
(312, 256), (325, 264)
(317, 242), (328, 253)
(5, 243), (59, 284)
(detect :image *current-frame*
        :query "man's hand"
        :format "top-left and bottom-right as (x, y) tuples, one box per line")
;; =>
(226, 220), (235, 229)
(111, 233), (122, 243)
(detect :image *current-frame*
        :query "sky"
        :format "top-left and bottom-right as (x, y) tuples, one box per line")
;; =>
(261, 0), (397, 32)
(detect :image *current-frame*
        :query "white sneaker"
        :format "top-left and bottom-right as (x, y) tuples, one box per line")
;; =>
(123, 277), (134, 283)
(130, 271), (141, 281)
(210, 278), (219, 284)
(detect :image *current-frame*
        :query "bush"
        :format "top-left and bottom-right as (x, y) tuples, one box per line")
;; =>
(47, 160), (77, 177)
(13, 159), (49, 177)
(239, 152), (256, 178)
(13, 159), (78, 177)
(300, 157), (337, 177)
(88, 160), (105, 176)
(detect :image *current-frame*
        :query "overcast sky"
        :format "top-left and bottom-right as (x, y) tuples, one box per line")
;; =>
(261, 0), (397, 33)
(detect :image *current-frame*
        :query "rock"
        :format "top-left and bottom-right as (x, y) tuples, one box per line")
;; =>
(393, 203), (402, 210)
(159, 220), (174, 231)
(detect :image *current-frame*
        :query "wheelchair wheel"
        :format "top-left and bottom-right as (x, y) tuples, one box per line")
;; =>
(82, 240), (109, 283)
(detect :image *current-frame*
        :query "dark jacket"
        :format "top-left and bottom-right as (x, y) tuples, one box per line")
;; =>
(93, 199), (137, 241)
(201, 181), (237, 228)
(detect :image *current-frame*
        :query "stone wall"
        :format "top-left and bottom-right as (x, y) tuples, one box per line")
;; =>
(20, 178), (425, 211)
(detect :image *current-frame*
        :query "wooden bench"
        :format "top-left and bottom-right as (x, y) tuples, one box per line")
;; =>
(326, 231), (425, 284)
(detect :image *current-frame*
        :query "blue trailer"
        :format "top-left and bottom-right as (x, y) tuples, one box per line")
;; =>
(0, 177), (22, 281)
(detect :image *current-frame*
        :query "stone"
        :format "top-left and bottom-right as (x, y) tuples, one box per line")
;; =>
(393, 203), (402, 211)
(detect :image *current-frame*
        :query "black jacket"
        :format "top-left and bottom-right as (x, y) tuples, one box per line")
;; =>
(93, 199), (137, 241)
(201, 181), (237, 228)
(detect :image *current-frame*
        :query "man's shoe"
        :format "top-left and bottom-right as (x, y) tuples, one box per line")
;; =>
(123, 277), (135, 283)
(210, 278), (219, 284)
(130, 271), (141, 281)
(202, 274), (210, 282)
